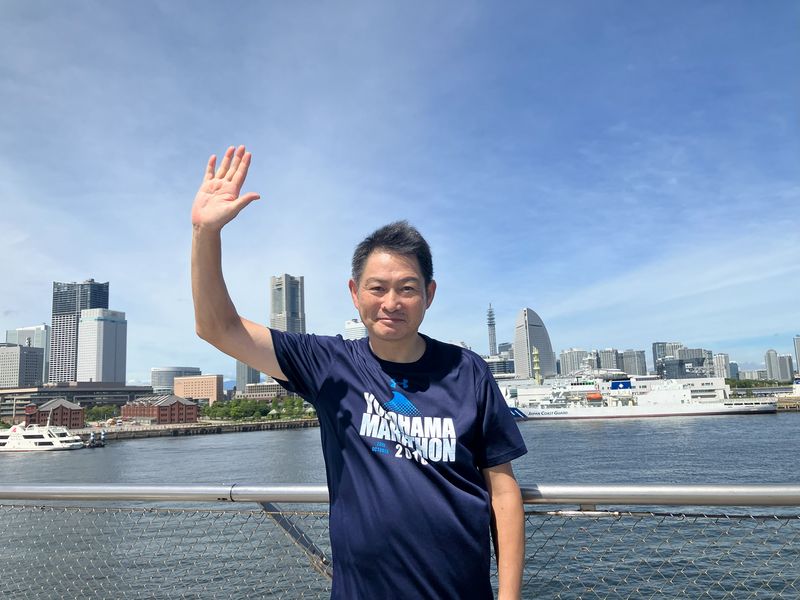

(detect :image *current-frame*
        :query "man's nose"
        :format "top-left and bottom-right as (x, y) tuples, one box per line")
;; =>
(382, 290), (402, 311)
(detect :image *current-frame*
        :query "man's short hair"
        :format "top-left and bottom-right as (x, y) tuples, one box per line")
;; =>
(352, 221), (434, 285)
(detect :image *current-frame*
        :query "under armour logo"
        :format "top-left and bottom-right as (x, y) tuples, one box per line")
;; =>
(390, 378), (410, 390)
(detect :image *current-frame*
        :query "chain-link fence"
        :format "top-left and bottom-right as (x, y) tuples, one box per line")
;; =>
(1, 487), (799, 598)
(0, 504), (332, 599)
(524, 510), (800, 599)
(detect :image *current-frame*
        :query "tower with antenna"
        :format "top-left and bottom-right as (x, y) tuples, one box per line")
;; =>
(487, 303), (497, 356)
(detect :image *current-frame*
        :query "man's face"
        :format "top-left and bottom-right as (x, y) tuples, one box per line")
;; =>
(349, 251), (436, 345)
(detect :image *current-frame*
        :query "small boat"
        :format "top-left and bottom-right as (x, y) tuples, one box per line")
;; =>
(0, 423), (84, 451)
(84, 431), (107, 448)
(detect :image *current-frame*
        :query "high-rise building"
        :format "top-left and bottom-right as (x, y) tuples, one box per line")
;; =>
(740, 369), (767, 381)
(765, 349), (780, 381)
(678, 347), (710, 360)
(652, 342), (683, 372)
(778, 355), (794, 382)
(652, 342), (668, 370)
(794, 336), (800, 375)
(665, 342), (684, 357)
(6, 323), (50, 383)
(76, 309), (127, 383)
(598, 348), (622, 370)
(583, 350), (599, 370)
(236, 360), (260, 395)
(729, 361), (740, 380)
(49, 279), (109, 383)
(622, 350), (647, 376)
(559, 349), (588, 376)
(657, 357), (687, 379)
(487, 304), (497, 356)
(343, 318), (368, 340)
(678, 348), (713, 377)
(497, 342), (513, 358)
(0, 343), (44, 388)
(513, 308), (555, 379)
(484, 355), (515, 376)
(270, 274), (306, 333)
(713, 353), (731, 379)
(151, 367), (202, 394)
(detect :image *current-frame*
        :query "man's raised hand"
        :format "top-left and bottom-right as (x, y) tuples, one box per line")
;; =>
(191, 145), (260, 231)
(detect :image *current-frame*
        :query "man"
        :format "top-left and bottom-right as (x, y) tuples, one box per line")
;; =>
(191, 145), (527, 599)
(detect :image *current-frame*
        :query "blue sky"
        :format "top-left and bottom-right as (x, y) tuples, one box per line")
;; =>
(1, 1), (798, 382)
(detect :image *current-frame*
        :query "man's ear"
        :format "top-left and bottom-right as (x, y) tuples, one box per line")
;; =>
(348, 279), (359, 309)
(425, 280), (437, 309)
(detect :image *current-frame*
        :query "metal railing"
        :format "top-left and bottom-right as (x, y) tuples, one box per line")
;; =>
(2, 484), (799, 599)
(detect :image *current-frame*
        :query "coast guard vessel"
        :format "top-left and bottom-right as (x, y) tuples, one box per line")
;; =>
(504, 374), (777, 420)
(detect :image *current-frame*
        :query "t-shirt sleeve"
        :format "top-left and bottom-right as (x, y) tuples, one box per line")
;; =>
(270, 330), (335, 402)
(475, 369), (528, 469)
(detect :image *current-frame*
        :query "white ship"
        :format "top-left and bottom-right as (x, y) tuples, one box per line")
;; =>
(0, 423), (84, 451)
(505, 375), (777, 420)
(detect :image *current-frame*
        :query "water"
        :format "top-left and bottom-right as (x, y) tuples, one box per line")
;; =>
(3, 412), (798, 486)
(2, 413), (799, 599)
(515, 412), (800, 485)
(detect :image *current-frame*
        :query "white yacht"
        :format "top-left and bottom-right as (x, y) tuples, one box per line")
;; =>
(0, 423), (84, 451)
(505, 375), (777, 420)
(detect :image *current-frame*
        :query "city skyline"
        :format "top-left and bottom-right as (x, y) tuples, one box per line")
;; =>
(2, 3), (798, 382)
(1, 275), (797, 383)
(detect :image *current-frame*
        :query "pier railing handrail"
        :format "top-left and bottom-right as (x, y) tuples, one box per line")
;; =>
(3, 483), (800, 506)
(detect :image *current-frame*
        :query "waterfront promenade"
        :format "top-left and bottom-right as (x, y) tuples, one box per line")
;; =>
(73, 417), (320, 442)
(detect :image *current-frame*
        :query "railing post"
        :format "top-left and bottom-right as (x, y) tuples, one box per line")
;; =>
(259, 501), (333, 580)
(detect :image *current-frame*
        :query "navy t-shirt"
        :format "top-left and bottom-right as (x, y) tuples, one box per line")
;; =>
(271, 330), (527, 600)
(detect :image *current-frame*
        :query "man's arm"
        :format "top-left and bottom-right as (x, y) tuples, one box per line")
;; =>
(191, 145), (287, 380)
(483, 462), (525, 600)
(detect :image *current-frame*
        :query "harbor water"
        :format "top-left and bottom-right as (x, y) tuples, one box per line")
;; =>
(3, 412), (798, 486)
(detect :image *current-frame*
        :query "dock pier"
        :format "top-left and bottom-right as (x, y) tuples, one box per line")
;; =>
(74, 419), (319, 441)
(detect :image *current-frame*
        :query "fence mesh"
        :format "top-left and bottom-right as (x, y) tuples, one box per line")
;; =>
(1, 504), (798, 599)
(0, 504), (332, 599)
(525, 510), (800, 599)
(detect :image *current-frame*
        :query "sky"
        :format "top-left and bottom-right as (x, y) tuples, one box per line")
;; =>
(1, 1), (798, 383)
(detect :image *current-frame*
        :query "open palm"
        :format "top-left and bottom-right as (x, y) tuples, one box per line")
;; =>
(191, 145), (260, 230)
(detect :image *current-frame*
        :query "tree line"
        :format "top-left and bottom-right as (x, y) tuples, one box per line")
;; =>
(202, 396), (312, 421)
(727, 379), (793, 388)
